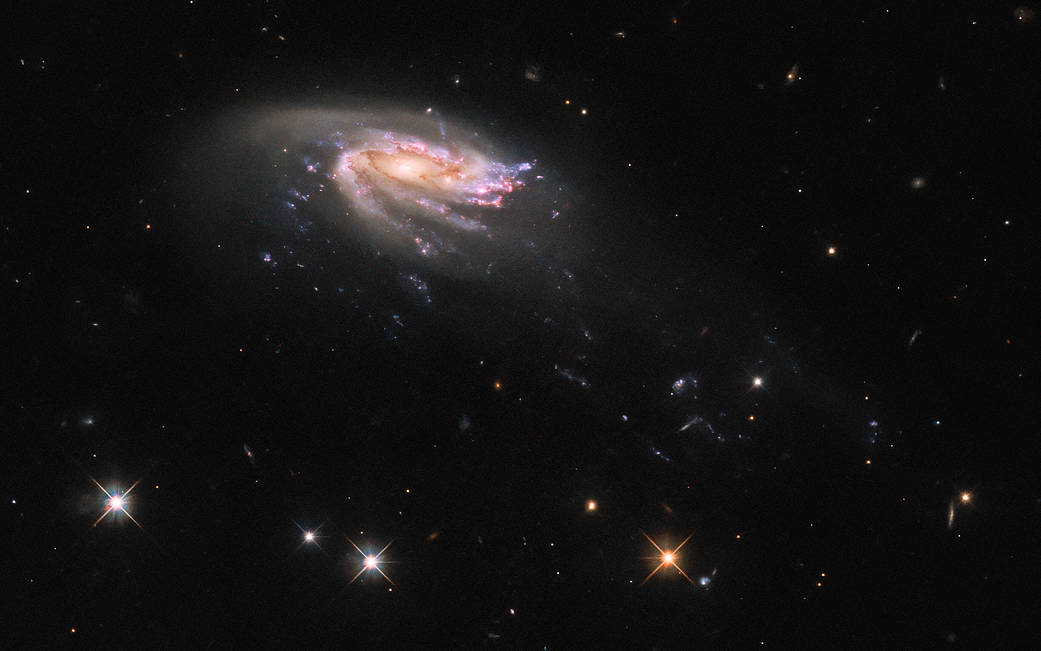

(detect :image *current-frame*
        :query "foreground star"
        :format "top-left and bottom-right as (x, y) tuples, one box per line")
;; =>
(640, 530), (695, 586)
(346, 536), (395, 585)
(293, 521), (326, 550)
(89, 476), (143, 529)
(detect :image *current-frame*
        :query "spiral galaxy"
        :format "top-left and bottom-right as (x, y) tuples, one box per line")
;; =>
(232, 106), (557, 278)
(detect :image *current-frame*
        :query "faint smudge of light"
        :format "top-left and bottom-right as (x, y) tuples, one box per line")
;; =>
(785, 64), (801, 85)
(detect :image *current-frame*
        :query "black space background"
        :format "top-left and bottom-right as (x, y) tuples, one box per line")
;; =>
(5, 2), (1040, 648)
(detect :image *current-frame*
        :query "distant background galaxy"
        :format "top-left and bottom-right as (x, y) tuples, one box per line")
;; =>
(6, 2), (1040, 647)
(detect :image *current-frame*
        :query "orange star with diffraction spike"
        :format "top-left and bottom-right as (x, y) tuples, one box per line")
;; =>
(640, 530), (696, 586)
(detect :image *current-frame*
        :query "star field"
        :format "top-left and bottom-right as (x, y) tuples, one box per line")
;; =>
(5, 2), (1040, 647)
